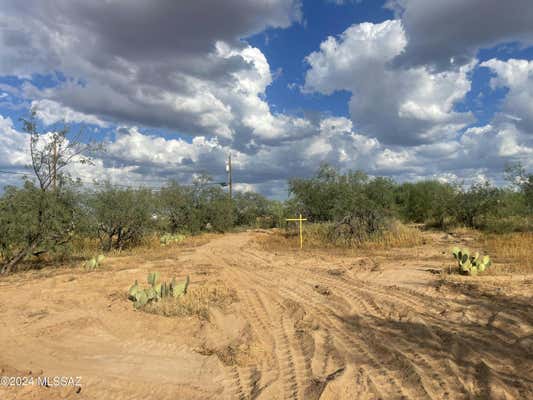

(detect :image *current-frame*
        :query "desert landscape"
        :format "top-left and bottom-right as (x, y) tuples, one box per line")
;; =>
(1, 2), (533, 399)
(1, 229), (531, 400)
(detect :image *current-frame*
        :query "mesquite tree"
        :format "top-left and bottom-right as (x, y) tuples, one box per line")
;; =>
(88, 185), (155, 251)
(0, 111), (96, 274)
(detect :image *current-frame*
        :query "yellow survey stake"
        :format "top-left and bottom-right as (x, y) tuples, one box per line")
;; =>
(286, 213), (307, 248)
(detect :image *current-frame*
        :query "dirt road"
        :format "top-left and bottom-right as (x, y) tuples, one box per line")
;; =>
(0, 230), (532, 399)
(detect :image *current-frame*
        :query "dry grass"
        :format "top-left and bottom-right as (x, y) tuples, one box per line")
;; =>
(357, 222), (425, 250)
(130, 233), (218, 255)
(77, 232), (220, 262)
(480, 232), (533, 273)
(142, 280), (238, 320)
(259, 221), (424, 252)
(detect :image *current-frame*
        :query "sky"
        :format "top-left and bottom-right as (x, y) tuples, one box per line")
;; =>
(0, 0), (532, 198)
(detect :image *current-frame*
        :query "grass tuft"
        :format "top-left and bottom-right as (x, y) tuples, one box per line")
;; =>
(141, 280), (237, 320)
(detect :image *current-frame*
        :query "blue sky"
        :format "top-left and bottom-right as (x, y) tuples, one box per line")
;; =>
(0, 0), (532, 198)
(247, 0), (393, 118)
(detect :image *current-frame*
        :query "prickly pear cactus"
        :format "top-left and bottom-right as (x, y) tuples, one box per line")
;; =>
(85, 258), (97, 270)
(128, 273), (190, 308)
(160, 233), (187, 246)
(452, 247), (491, 276)
(172, 275), (190, 298)
(135, 291), (149, 308)
(147, 272), (160, 286)
(84, 254), (107, 270)
(128, 280), (140, 300)
(154, 283), (163, 297)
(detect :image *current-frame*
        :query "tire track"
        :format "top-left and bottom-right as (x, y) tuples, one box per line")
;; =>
(247, 263), (449, 399)
(219, 252), (312, 400)
(241, 247), (479, 399)
(280, 284), (410, 399)
(281, 270), (462, 399)
(233, 263), (411, 399)
(204, 234), (532, 399)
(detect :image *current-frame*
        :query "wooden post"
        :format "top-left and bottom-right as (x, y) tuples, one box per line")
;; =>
(228, 153), (232, 201)
(226, 153), (232, 201)
(52, 138), (57, 190)
(299, 213), (303, 249)
(286, 214), (307, 249)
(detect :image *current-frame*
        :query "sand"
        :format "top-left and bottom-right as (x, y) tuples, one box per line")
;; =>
(0, 229), (531, 399)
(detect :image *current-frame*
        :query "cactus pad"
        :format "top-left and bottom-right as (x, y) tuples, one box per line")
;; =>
(128, 272), (190, 308)
(452, 247), (491, 276)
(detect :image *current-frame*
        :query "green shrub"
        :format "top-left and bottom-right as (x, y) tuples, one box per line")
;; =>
(0, 181), (81, 273)
(87, 185), (155, 251)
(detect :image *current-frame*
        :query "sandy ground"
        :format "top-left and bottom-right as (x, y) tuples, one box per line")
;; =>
(0, 230), (532, 399)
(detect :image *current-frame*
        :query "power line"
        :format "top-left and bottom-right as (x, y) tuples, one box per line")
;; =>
(1, 170), (227, 191)
(0, 170), (32, 175)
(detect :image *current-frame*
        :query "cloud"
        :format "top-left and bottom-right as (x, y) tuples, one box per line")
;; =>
(304, 20), (475, 145)
(326, 0), (362, 4)
(1, 1), (533, 195)
(1, 109), (532, 197)
(0, 115), (29, 169)
(481, 58), (533, 134)
(0, 0), (302, 74)
(0, 0), (303, 144)
(31, 99), (108, 127)
(386, 0), (533, 69)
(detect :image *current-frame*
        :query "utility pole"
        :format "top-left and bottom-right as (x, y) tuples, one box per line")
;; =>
(52, 138), (58, 190)
(226, 153), (232, 201)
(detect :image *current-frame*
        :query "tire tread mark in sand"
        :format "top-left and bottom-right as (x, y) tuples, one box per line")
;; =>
(223, 267), (274, 347)
(218, 266), (272, 400)
(239, 266), (318, 400)
(280, 293), (396, 398)
(212, 245), (470, 398)
(259, 289), (315, 400)
(222, 258), (307, 400)
(301, 274), (387, 319)
(282, 286), (406, 399)
(244, 250), (472, 399)
(303, 266), (444, 314)
(224, 365), (247, 400)
(295, 273), (466, 399)
(222, 246), (488, 399)
(237, 266), (406, 399)
(281, 257), (446, 314)
(273, 311), (299, 399)
(292, 274), (456, 400)
(330, 274), (520, 366)
(281, 306), (315, 399)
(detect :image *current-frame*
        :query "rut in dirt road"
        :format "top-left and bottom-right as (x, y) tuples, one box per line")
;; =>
(0, 231), (531, 400)
(205, 232), (533, 400)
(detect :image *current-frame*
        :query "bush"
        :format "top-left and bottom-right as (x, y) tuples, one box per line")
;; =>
(88, 184), (156, 251)
(233, 192), (276, 227)
(0, 181), (80, 273)
(396, 181), (457, 227)
(159, 178), (233, 233)
(158, 182), (197, 233)
(456, 182), (502, 229)
(289, 164), (396, 222)
(329, 209), (387, 244)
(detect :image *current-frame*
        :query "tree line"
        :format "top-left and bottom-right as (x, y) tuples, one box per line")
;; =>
(0, 114), (531, 273)
(288, 163), (532, 232)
